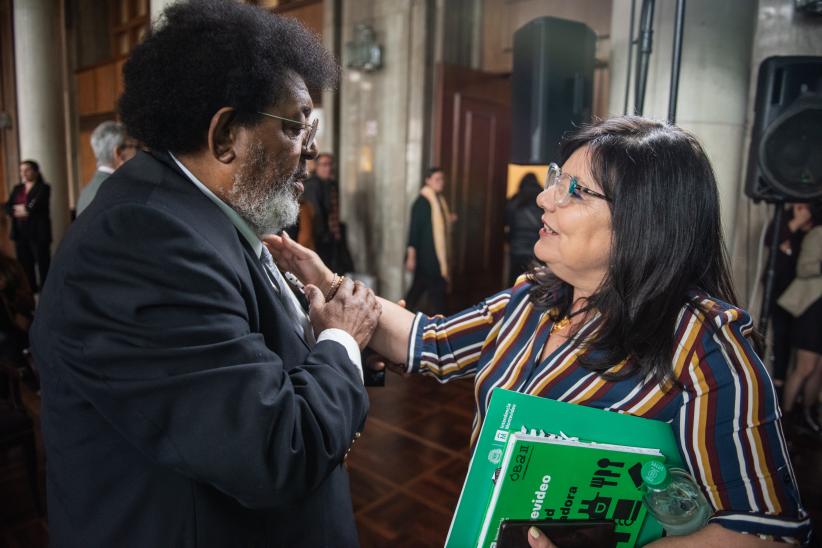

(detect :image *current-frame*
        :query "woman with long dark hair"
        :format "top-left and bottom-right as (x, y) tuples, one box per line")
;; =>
(5, 160), (52, 291)
(268, 116), (810, 545)
(504, 172), (543, 286)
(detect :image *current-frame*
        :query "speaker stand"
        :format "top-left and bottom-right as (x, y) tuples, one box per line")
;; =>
(758, 202), (785, 341)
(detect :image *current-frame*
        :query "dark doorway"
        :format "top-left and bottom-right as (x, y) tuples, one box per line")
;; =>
(432, 63), (511, 312)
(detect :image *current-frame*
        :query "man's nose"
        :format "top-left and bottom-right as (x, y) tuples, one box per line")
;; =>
(302, 140), (318, 159)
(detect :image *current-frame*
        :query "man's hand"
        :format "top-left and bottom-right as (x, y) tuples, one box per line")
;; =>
(305, 278), (381, 349)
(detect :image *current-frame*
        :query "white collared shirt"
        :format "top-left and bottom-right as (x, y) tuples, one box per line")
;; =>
(169, 153), (363, 381)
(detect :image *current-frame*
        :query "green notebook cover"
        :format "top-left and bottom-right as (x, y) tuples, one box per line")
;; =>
(476, 432), (664, 547)
(445, 389), (684, 547)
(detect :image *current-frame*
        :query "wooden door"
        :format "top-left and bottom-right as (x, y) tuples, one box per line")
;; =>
(433, 64), (511, 311)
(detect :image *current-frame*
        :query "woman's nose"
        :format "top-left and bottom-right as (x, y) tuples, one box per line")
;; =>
(536, 188), (556, 212)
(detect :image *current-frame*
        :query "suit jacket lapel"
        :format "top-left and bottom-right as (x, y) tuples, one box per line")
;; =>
(243, 242), (311, 353)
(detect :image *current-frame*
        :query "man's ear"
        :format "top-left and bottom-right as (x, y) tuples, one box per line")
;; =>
(208, 107), (239, 164)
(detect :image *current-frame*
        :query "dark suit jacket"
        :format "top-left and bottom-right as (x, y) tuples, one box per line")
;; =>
(30, 151), (369, 547)
(5, 180), (52, 244)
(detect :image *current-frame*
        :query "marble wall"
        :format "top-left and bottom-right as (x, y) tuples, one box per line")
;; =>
(337, 0), (430, 300)
(609, 0), (757, 254)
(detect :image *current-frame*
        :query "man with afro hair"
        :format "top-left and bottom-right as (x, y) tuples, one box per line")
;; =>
(31, 1), (380, 546)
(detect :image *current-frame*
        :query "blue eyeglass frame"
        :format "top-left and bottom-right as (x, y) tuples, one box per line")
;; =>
(546, 162), (611, 204)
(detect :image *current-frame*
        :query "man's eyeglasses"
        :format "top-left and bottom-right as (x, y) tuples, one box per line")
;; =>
(545, 162), (611, 206)
(257, 111), (319, 150)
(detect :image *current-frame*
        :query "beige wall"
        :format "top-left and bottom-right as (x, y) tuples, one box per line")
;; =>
(609, 0), (758, 302)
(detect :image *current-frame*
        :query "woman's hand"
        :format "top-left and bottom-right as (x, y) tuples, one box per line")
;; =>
(262, 232), (334, 294)
(527, 527), (557, 548)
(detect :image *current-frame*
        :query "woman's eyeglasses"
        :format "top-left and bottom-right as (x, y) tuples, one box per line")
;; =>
(545, 162), (611, 206)
(257, 111), (319, 150)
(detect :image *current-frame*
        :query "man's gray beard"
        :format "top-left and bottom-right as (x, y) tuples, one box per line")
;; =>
(227, 145), (300, 236)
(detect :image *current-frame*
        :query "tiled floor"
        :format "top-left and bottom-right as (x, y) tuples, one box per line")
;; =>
(2, 371), (821, 547)
(349, 372), (475, 547)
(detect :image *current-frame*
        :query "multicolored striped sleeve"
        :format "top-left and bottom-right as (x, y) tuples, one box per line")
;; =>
(406, 289), (513, 382)
(674, 304), (812, 544)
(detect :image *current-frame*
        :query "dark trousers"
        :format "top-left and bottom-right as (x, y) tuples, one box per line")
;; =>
(405, 274), (447, 316)
(770, 305), (793, 383)
(15, 239), (50, 292)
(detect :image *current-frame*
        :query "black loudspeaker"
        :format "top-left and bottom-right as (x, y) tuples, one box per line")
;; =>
(745, 56), (822, 202)
(511, 17), (596, 165)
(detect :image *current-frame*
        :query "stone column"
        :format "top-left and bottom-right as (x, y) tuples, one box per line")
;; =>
(338, 0), (431, 300)
(609, 0), (756, 248)
(13, 0), (71, 245)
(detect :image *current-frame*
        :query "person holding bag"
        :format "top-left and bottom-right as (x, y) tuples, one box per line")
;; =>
(778, 204), (822, 434)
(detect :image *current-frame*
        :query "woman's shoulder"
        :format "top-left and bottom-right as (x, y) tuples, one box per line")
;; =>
(673, 290), (760, 373)
(510, 273), (535, 298)
(681, 289), (753, 332)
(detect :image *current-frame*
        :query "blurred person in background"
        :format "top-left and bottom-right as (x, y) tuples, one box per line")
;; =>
(76, 120), (138, 216)
(0, 250), (34, 369)
(504, 172), (543, 286)
(405, 167), (454, 314)
(302, 152), (352, 272)
(778, 202), (822, 434)
(5, 160), (51, 292)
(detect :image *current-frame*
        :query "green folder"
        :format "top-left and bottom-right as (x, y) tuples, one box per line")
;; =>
(445, 388), (684, 547)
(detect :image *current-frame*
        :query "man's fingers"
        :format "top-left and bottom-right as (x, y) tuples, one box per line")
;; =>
(261, 234), (283, 249)
(397, 299), (407, 309)
(336, 277), (355, 300)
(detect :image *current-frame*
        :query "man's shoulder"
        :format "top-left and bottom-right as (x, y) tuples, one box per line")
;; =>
(74, 152), (241, 255)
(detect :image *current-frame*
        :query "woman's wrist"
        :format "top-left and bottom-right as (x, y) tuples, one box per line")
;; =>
(319, 269), (336, 297)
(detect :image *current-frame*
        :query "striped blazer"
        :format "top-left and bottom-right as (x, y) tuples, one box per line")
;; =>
(406, 278), (811, 543)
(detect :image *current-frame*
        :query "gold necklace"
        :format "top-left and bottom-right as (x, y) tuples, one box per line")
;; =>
(550, 316), (572, 334)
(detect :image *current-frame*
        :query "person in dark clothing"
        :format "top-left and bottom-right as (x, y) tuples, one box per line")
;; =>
(779, 201), (822, 433)
(405, 167), (453, 315)
(302, 153), (352, 272)
(504, 173), (543, 286)
(0, 252), (34, 369)
(763, 202), (813, 387)
(29, 2), (379, 546)
(5, 160), (52, 292)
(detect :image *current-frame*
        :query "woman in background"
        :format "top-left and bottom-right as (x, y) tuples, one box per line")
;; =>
(270, 117), (811, 545)
(504, 172), (543, 286)
(779, 203), (822, 434)
(5, 160), (52, 292)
